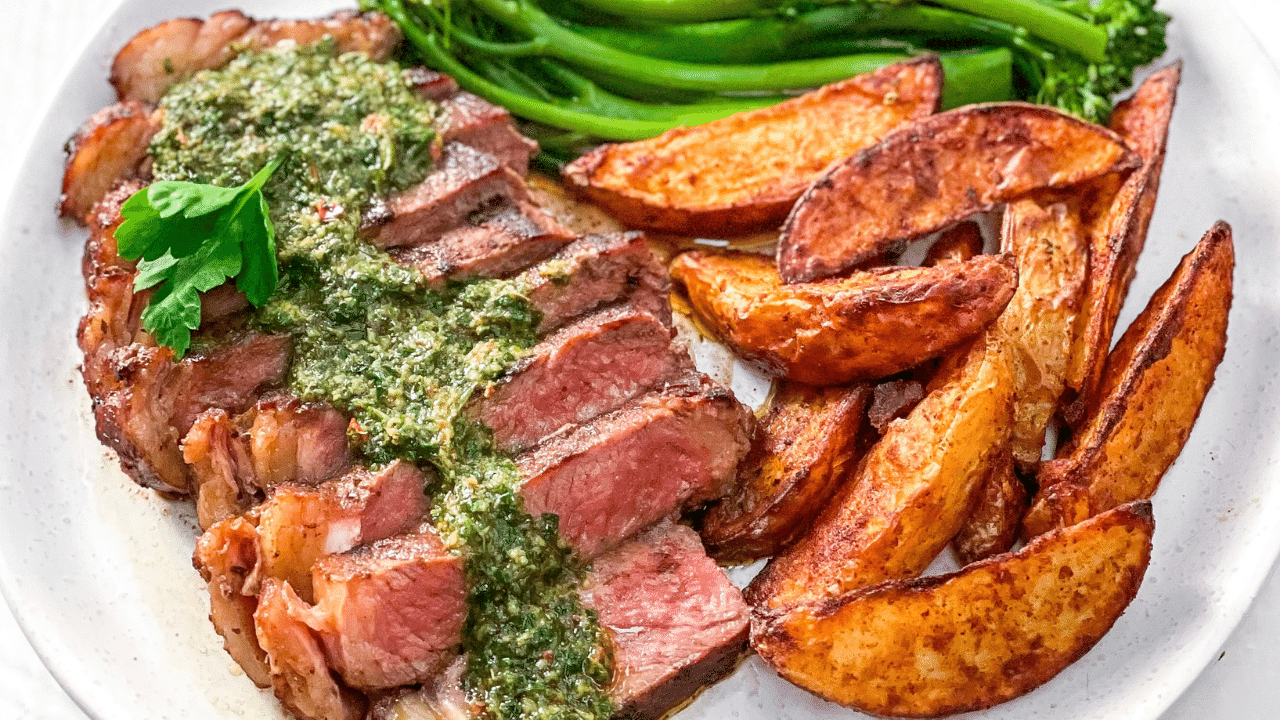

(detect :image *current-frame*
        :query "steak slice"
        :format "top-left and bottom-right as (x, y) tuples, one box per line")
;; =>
(255, 578), (366, 720)
(472, 305), (690, 453)
(92, 333), (290, 494)
(439, 91), (538, 174)
(255, 461), (430, 602)
(518, 373), (754, 559)
(59, 103), (158, 221)
(183, 396), (352, 530)
(306, 531), (467, 690)
(582, 522), (750, 720)
(110, 9), (399, 104)
(521, 232), (671, 336)
(362, 142), (529, 250)
(194, 462), (430, 687)
(389, 200), (573, 286)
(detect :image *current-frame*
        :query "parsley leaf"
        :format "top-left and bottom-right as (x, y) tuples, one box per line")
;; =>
(115, 158), (282, 358)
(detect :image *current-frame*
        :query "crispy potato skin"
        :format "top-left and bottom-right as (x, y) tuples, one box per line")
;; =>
(59, 102), (159, 222)
(1063, 64), (1182, 425)
(952, 446), (1026, 564)
(777, 102), (1142, 283)
(1025, 222), (1233, 536)
(670, 250), (1017, 386)
(998, 199), (1088, 467)
(751, 501), (1153, 718)
(699, 382), (871, 564)
(745, 334), (1014, 609)
(562, 58), (942, 236)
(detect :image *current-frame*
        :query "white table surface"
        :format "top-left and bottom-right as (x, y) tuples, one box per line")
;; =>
(1, 2), (1278, 719)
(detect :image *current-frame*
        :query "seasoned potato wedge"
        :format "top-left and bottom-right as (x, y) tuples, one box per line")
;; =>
(952, 445), (1026, 564)
(923, 220), (984, 266)
(562, 58), (942, 236)
(997, 199), (1088, 467)
(1063, 64), (1182, 425)
(751, 501), (1153, 718)
(700, 382), (871, 564)
(1025, 222), (1233, 536)
(777, 103), (1141, 282)
(59, 102), (159, 221)
(745, 333), (1013, 609)
(670, 250), (1017, 386)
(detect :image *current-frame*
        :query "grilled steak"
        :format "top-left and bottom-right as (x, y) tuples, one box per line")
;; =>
(390, 200), (573, 285)
(307, 531), (467, 690)
(582, 522), (750, 720)
(362, 142), (530, 249)
(367, 656), (471, 720)
(194, 462), (431, 688)
(111, 10), (399, 104)
(59, 103), (158, 220)
(438, 91), (539, 174)
(256, 578), (366, 720)
(92, 334), (290, 493)
(521, 232), (672, 335)
(473, 305), (691, 453)
(518, 373), (754, 559)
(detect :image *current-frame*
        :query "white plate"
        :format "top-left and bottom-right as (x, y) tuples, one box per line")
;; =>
(2, 1), (1279, 719)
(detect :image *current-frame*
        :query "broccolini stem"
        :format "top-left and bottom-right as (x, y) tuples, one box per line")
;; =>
(555, 0), (779, 23)
(926, 0), (1107, 62)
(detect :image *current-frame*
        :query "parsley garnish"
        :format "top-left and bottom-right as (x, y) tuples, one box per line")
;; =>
(115, 158), (282, 358)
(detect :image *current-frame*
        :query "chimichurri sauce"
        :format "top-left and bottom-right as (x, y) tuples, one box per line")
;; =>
(150, 43), (613, 719)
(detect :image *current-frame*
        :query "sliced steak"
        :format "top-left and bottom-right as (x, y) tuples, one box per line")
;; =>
(92, 333), (289, 494)
(306, 531), (467, 690)
(521, 232), (671, 335)
(518, 373), (754, 559)
(582, 522), (749, 720)
(255, 578), (366, 720)
(110, 9), (399, 104)
(255, 461), (430, 602)
(389, 200), (573, 285)
(438, 91), (538, 174)
(183, 396), (352, 530)
(472, 305), (690, 453)
(59, 102), (158, 221)
(82, 179), (144, 279)
(406, 68), (460, 102)
(194, 462), (430, 686)
(362, 143), (529, 250)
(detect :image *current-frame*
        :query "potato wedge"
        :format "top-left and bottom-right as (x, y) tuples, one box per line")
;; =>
(923, 220), (984, 266)
(745, 333), (1013, 609)
(777, 103), (1141, 282)
(1024, 222), (1233, 536)
(952, 444), (1026, 564)
(562, 57), (942, 236)
(751, 501), (1153, 717)
(700, 382), (871, 564)
(670, 250), (1017, 386)
(1062, 64), (1182, 425)
(997, 199), (1088, 467)
(59, 102), (159, 222)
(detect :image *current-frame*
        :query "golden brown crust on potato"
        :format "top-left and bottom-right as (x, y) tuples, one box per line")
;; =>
(1062, 64), (1183, 426)
(777, 102), (1141, 283)
(745, 333), (1014, 609)
(751, 501), (1153, 718)
(59, 102), (159, 222)
(699, 382), (871, 564)
(952, 446), (1026, 564)
(1024, 221), (1232, 536)
(562, 57), (942, 236)
(670, 250), (1017, 386)
(997, 199), (1088, 467)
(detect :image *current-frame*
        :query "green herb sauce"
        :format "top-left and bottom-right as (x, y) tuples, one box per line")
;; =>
(150, 43), (613, 719)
